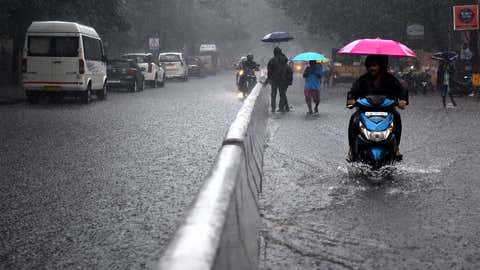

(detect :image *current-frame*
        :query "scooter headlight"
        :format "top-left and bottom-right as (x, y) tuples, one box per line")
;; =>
(360, 122), (394, 142)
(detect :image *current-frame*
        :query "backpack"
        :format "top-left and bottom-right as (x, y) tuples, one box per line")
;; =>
(285, 65), (293, 85)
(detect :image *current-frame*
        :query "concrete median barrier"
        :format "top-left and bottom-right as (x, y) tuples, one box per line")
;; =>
(158, 83), (268, 270)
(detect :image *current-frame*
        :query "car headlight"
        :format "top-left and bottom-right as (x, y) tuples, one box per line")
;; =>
(359, 122), (393, 142)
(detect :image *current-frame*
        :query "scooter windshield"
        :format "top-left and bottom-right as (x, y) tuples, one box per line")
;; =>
(360, 113), (393, 131)
(357, 95), (395, 108)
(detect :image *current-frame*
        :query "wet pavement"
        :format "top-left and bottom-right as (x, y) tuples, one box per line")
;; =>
(261, 74), (480, 270)
(0, 73), (242, 269)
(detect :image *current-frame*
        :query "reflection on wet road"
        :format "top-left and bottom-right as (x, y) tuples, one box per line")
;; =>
(261, 75), (480, 269)
(0, 73), (241, 269)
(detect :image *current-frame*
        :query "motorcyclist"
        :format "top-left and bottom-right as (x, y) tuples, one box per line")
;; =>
(238, 54), (259, 93)
(346, 55), (408, 161)
(241, 54), (259, 71)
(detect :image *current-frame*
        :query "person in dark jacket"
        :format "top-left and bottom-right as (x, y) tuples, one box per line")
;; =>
(436, 60), (457, 108)
(267, 47), (290, 112)
(346, 55), (408, 161)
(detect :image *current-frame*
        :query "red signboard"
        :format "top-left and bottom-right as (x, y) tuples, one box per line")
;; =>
(453, 5), (479, 31)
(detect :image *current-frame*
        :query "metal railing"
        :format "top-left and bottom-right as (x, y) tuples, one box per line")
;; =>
(158, 82), (268, 270)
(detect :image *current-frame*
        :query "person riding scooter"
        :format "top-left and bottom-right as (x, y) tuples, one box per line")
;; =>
(346, 55), (408, 161)
(242, 54), (259, 71)
(238, 54), (259, 97)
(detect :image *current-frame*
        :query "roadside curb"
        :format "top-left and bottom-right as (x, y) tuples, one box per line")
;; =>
(0, 98), (25, 105)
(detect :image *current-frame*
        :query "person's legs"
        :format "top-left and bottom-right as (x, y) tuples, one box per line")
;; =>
(440, 85), (447, 108)
(283, 87), (290, 111)
(392, 109), (402, 146)
(278, 85), (288, 112)
(348, 111), (360, 160)
(270, 83), (278, 112)
(312, 90), (320, 113)
(449, 93), (457, 106)
(304, 90), (313, 113)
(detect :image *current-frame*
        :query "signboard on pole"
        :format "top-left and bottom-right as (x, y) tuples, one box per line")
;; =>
(407, 24), (425, 39)
(453, 5), (479, 31)
(149, 38), (160, 51)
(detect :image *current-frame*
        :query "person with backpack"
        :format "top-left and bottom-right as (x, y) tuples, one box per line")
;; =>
(267, 47), (290, 112)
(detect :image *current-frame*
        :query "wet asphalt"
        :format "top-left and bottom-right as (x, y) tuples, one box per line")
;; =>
(261, 74), (480, 270)
(0, 73), (242, 269)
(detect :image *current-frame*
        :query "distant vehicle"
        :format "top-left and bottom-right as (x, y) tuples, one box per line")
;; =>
(22, 21), (107, 104)
(199, 44), (218, 74)
(289, 60), (305, 73)
(122, 53), (165, 88)
(158, 52), (188, 81)
(331, 48), (364, 84)
(186, 56), (206, 77)
(107, 59), (145, 92)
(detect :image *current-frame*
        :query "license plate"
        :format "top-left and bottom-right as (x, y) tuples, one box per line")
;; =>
(44, 86), (62, 91)
(108, 80), (121, 83)
(365, 112), (388, 117)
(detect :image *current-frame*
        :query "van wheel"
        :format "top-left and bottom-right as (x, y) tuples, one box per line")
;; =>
(97, 83), (107, 100)
(26, 92), (40, 104)
(81, 84), (91, 104)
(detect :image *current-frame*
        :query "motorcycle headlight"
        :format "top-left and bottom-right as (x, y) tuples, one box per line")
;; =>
(360, 122), (394, 142)
(239, 70), (244, 76)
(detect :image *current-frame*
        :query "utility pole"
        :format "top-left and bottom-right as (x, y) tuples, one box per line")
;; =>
(477, 0), (480, 72)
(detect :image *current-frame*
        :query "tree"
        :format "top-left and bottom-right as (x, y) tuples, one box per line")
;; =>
(268, 0), (476, 51)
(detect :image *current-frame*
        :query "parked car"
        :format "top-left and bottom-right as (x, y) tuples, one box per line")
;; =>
(122, 53), (165, 88)
(22, 21), (107, 104)
(186, 56), (206, 77)
(107, 59), (145, 92)
(158, 52), (188, 81)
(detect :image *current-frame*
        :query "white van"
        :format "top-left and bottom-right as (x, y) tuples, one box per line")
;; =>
(158, 52), (188, 81)
(22, 21), (107, 104)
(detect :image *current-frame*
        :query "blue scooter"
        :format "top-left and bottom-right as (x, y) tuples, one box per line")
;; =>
(348, 95), (400, 170)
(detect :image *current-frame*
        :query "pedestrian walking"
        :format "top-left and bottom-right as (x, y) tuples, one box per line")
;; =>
(303, 60), (323, 114)
(267, 47), (290, 112)
(437, 61), (457, 108)
(322, 62), (332, 89)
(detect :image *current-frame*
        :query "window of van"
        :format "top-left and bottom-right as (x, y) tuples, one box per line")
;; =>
(83, 36), (103, 61)
(159, 54), (181, 62)
(28, 36), (79, 57)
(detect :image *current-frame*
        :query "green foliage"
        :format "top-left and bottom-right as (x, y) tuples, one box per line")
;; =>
(269, 0), (476, 50)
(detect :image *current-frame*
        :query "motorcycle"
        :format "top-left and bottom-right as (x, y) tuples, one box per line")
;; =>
(451, 74), (473, 97)
(237, 64), (259, 98)
(400, 68), (416, 94)
(348, 95), (400, 170)
(416, 72), (434, 94)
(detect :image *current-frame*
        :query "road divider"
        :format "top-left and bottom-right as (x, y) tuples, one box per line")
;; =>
(158, 82), (268, 270)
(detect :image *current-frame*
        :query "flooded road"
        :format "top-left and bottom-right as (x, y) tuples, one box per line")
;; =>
(260, 75), (480, 269)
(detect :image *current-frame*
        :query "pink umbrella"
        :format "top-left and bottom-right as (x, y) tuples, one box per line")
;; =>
(338, 38), (416, 58)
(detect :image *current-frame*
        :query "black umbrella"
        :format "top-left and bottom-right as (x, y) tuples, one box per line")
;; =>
(261, 32), (294, 43)
(431, 51), (458, 61)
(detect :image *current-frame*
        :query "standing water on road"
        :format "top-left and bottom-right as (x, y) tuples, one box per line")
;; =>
(260, 75), (480, 269)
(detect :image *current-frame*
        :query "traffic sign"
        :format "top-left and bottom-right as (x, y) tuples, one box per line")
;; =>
(149, 38), (160, 51)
